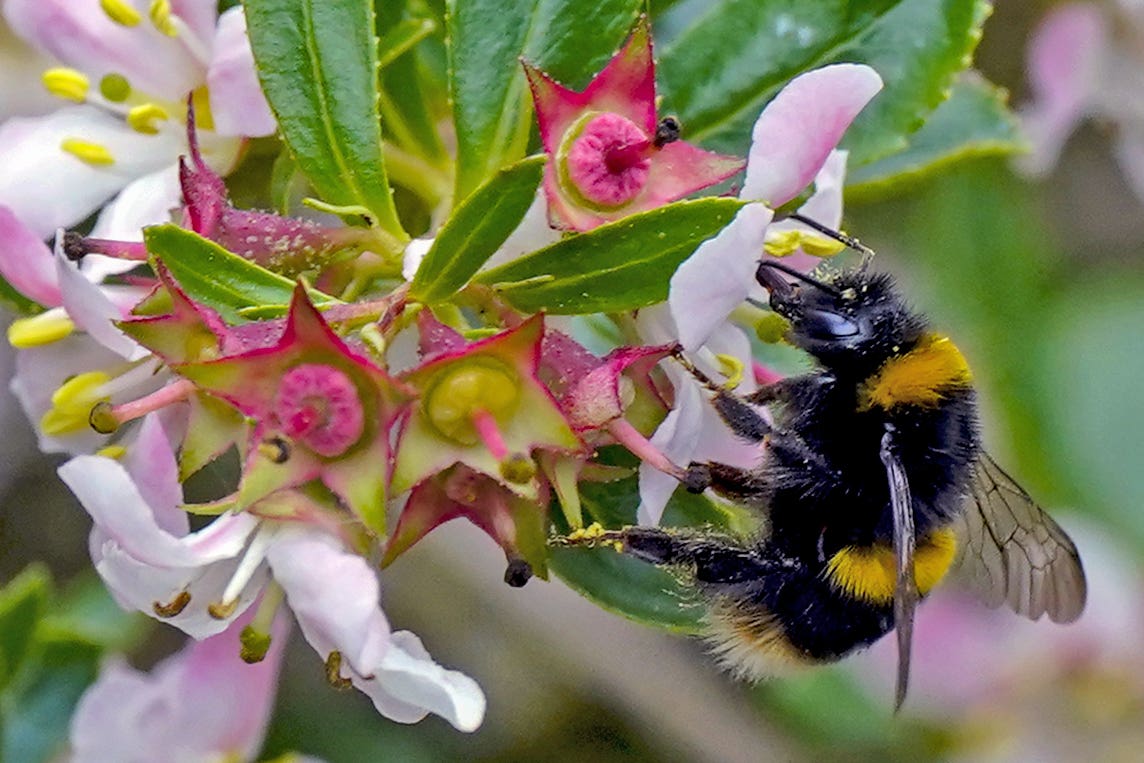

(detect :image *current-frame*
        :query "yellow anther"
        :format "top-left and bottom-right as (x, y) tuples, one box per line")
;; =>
(95, 444), (128, 460)
(799, 234), (846, 258)
(149, 0), (178, 36)
(60, 138), (115, 166)
(41, 68), (89, 103)
(713, 353), (744, 390)
(190, 86), (215, 130)
(99, 73), (132, 103)
(127, 103), (170, 135)
(101, 0), (142, 27)
(8, 311), (75, 348)
(764, 230), (802, 258)
(40, 371), (112, 436)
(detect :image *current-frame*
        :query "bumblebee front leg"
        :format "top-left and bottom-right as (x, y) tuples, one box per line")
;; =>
(671, 347), (772, 443)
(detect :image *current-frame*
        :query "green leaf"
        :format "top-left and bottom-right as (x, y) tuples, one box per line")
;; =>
(410, 155), (546, 303)
(377, 2), (449, 166)
(0, 566), (50, 691)
(474, 198), (744, 314)
(144, 225), (337, 323)
(549, 449), (741, 632)
(846, 73), (1024, 199)
(378, 17), (437, 70)
(41, 575), (149, 653)
(659, 0), (989, 167)
(0, 274), (43, 316)
(447, 0), (642, 201)
(244, 0), (407, 242)
(1, 639), (101, 763)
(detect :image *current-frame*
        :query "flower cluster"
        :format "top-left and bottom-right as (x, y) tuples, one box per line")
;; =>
(0, 7), (887, 758)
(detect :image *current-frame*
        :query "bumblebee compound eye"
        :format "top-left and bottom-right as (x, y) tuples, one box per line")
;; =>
(800, 308), (860, 340)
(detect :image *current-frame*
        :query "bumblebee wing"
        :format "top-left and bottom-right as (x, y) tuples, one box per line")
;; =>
(952, 453), (1086, 623)
(879, 429), (916, 712)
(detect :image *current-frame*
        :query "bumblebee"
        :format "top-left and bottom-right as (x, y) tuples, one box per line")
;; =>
(572, 226), (1086, 707)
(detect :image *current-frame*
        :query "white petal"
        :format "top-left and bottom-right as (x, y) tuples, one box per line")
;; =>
(482, 188), (561, 270)
(0, 107), (180, 238)
(669, 203), (772, 352)
(207, 7), (276, 137)
(58, 454), (259, 567)
(401, 237), (434, 282)
(637, 369), (705, 525)
(741, 64), (882, 206)
(90, 165), (183, 242)
(55, 246), (143, 359)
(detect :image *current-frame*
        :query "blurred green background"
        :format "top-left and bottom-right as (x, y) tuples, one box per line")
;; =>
(3, 1), (1144, 761)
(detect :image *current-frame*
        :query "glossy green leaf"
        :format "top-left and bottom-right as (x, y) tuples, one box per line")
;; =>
(410, 155), (546, 303)
(659, 0), (989, 167)
(378, 17), (437, 70)
(244, 0), (406, 241)
(447, 0), (642, 201)
(0, 566), (49, 691)
(144, 225), (337, 323)
(549, 451), (740, 633)
(377, 2), (449, 166)
(846, 74), (1024, 199)
(474, 198), (744, 314)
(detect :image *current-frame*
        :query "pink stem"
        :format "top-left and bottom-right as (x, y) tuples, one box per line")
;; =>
(110, 379), (196, 424)
(471, 408), (508, 460)
(607, 418), (685, 479)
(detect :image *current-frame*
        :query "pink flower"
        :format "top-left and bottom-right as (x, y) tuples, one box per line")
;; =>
(0, 1), (274, 241)
(1016, 2), (1144, 202)
(69, 614), (289, 763)
(523, 16), (744, 231)
(59, 412), (487, 731)
(669, 64), (883, 352)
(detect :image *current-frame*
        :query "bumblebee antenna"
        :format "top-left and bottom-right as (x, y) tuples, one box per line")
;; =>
(785, 213), (876, 265)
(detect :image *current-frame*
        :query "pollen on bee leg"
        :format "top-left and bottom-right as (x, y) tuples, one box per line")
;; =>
(324, 650), (353, 690)
(153, 590), (191, 617)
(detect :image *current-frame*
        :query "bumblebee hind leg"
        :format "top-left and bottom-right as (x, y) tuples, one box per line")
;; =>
(621, 527), (769, 586)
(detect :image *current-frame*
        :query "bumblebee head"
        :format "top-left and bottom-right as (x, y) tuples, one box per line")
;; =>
(756, 261), (927, 375)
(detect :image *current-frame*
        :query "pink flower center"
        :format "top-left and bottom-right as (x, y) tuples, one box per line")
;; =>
(564, 113), (652, 208)
(274, 363), (365, 457)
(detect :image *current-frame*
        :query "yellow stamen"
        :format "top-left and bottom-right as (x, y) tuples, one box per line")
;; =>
(713, 353), (744, 390)
(40, 371), (112, 436)
(60, 138), (115, 166)
(149, 0), (178, 36)
(95, 444), (128, 460)
(763, 230), (847, 258)
(127, 103), (170, 135)
(763, 230), (802, 258)
(99, 73), (132, 103)
(190, 86), (215, 130)
(41, 68), (89, 103)
(798, 234), (846, 258)
(8, 312), (75, 348)
(100, 0), (142, 27)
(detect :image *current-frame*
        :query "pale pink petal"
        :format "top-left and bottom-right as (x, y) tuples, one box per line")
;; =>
(0, 205), (61, 305)
(121, 412), (184, 522)
(669, 203), (772, 351)
(70, 612), (284, 762)
(171, 0), (221, 50)
(58, 453), (259, 567)
(0, 19), (56, 120)
(55, 247), (144, 360)
(268, 530), (485, 730)
(4, 0), (204, 99)
(638, 368), (704, 525)
(1018, 4), (1106, 176)
(207, 7), (276, 138)
(792, 148), (846, 228)
(363, 630), (487, 732)
(266, 529), (391, 674)
(90, 165), (183, 242)
(92, 534), (266, 639)
(741, 64), (883, 206)
(0, 107), (180, 238)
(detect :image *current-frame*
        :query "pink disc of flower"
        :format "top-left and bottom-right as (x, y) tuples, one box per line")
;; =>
(563, 113), (652, 208)
(274, 363), (364, 457)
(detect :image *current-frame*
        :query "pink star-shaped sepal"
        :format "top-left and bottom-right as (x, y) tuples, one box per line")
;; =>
(173, 285), (414, 535)
(523, 16), (744, 231)
(391, 312), (583, 502)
